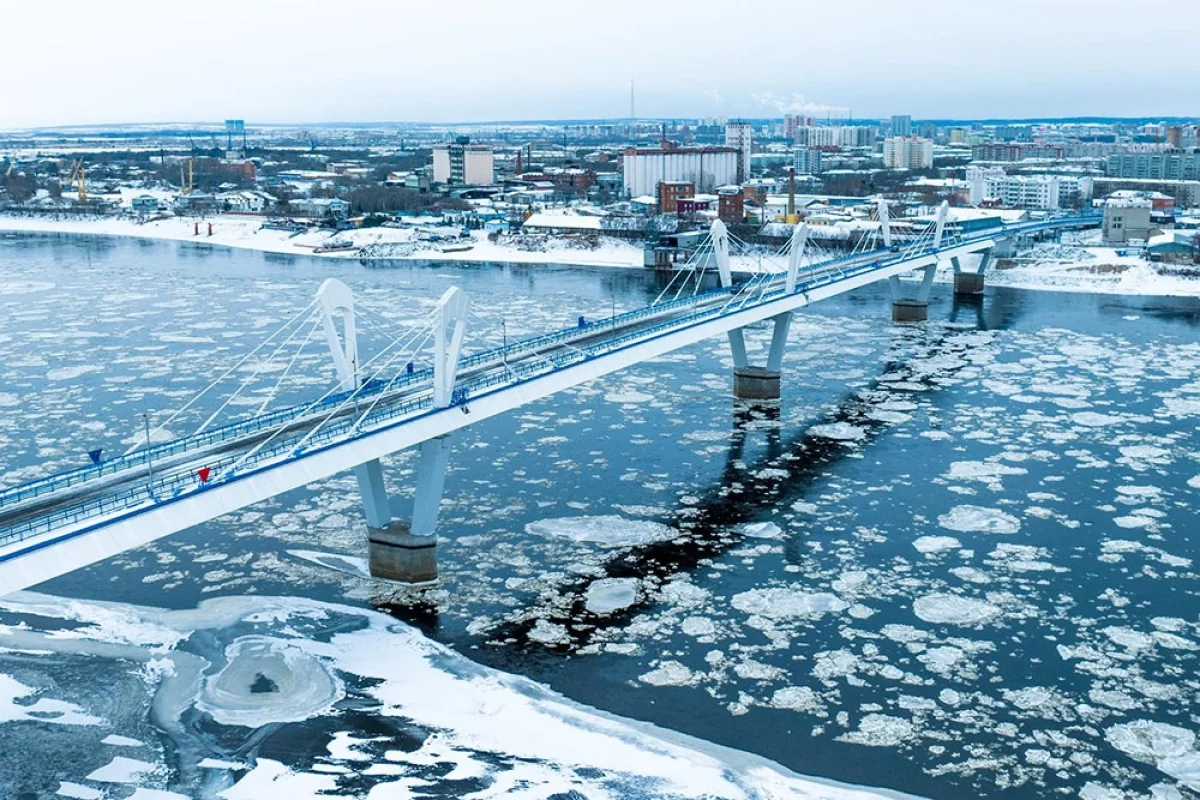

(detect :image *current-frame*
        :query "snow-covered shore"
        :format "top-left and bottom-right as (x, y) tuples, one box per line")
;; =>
(0, 213), (656, 269)
(2, 213), (1199, 297)
(981, 236), (1200, 297)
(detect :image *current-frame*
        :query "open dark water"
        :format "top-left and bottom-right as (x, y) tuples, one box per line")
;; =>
(0, 232), (1198, 799)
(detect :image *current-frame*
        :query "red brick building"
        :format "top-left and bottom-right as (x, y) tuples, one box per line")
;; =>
(718, 187), (744, 222)
(658, 180), (694, 214)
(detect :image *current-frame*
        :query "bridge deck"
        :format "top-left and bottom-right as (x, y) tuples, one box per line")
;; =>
(0, 213), (1101, 593)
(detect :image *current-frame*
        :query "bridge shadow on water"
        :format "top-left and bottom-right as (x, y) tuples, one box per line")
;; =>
(378, 292), (1015, 650)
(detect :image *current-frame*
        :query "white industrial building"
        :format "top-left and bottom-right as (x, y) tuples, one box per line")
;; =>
(883, 137), (934, 170)
(725, 122), (753, 183)
(967, 166), (1093, 210)
(433, 137), (494, 186)
(621, 146), (740, 198)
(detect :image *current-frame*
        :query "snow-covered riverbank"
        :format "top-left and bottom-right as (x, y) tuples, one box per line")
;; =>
(969, 230), (1200, 297)
(0, 212), (650, 266)
(2, 213), (1198, 297)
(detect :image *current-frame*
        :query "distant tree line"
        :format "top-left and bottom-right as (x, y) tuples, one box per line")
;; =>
(346, 186), (467, 215)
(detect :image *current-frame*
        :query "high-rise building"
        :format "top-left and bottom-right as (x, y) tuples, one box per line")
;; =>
(972, 143), (1066, 162)
(432, 136), (494, 185)
(882, 137), (933, 170)
(891, 115), (912, 138)
(1103, 197), (1152, 243)
(784, 114), (815, 141)
(725, 122), (753, 183)
(717, 186), (744, 223)
(792, 147), (823, 175)
(792, 126), (876, 149)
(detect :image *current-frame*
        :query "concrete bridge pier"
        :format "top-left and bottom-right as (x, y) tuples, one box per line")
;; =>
(361, 436), (451, 584)
(729, 311), (791, 400)
(951, 249), (993, 296)
(889, 265), (937, 323)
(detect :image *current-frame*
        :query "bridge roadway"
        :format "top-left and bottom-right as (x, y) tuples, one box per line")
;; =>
(0, 213), (1101, 594)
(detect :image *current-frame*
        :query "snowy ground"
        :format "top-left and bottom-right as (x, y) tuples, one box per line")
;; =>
(958, 230), (1200, 297)
(8, 214), (1198, 296)
(0, 213), (781, 274)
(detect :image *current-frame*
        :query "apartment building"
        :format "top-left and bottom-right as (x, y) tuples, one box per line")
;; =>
(1105, 152), (1200, 181)
(433, 137), (494, 186)
(883, 137), (934, 170)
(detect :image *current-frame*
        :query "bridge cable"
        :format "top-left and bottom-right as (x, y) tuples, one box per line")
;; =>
(253, 313), (324, 417)
(194, 305), (322, 436)
(217, 306), (442, 479)
(124, 297), (319, 455)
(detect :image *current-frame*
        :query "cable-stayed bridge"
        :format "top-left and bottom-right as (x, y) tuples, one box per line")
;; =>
(0, 206), (1101, 594)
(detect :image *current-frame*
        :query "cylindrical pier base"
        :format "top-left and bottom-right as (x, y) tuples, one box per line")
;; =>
(891, 300), (929, 323)
(953, 272), (985, 295)
(368, 521), (438, 584)
(733, 367), (781, 400)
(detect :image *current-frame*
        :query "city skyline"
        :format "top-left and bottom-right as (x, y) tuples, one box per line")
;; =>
(1, 0), (1196, 128)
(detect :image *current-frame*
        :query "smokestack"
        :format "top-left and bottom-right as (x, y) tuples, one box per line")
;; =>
(788, 168), (796, 218)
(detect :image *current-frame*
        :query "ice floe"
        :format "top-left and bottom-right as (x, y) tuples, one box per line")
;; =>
(584, 578), (639, 615)
(912, 593), (1001, 625)
(732, 588), (849, 620)
(526, 515), (677, 547)
(740, 521), (783, 539)
(809, 422), (867, 442)
(86, 756), (158, 784)
(837, 715), (914, 747)
(195, 636), (344, 727)
(1, 592), (924, 800)
(937, 505), (1021, 534)
(945, 461), (1027, 489)
(0, 673), (102, 726)
(1105, 720), (1196, 763)
(913, 535), (961, 555)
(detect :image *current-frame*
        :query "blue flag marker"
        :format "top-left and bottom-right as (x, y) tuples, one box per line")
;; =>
(88, 449), (103, 465)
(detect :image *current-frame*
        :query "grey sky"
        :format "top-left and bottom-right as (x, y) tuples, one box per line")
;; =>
(2, 0), (1196, 128)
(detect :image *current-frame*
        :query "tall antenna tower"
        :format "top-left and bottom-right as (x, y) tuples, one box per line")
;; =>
(630, 78), (635, 120)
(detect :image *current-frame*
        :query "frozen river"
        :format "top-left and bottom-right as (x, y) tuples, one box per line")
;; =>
(1, 232), (1199, 799)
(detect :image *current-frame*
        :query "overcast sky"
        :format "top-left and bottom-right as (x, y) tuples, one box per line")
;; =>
(1, 0), (1196, 128)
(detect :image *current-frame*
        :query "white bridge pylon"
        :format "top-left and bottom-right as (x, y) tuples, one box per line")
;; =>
(432, 287), (468, 409)
(317, 278), (359, 391)
(318, 279), (471, 583)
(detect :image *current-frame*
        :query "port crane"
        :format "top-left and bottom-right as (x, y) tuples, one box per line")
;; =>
(67, 159), (87, 203)
(179, 159), (194, 194)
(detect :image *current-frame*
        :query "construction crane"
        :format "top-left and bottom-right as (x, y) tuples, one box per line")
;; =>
(179, 159), (194, 194)
(67, 159), (87, 203)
